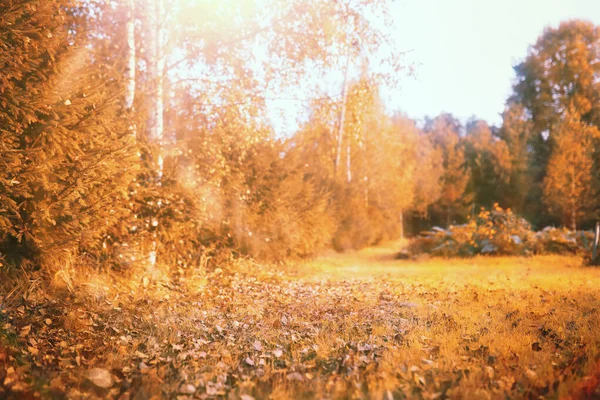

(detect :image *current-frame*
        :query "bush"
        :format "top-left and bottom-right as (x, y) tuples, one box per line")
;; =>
(408, 204), (592, 257)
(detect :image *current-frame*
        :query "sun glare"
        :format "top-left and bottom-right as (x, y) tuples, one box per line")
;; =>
(2, 0), (600, 398)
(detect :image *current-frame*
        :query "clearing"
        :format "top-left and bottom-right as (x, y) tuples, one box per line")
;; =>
(1, 243), (599, 399)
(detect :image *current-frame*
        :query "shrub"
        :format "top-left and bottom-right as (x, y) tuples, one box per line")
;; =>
(408, 204), (592, 257)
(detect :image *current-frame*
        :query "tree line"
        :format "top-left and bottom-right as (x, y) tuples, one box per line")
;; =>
(1, 1), (599, 270)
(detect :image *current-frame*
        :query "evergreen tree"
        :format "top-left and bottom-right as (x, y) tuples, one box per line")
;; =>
(0, 0), (136, 268)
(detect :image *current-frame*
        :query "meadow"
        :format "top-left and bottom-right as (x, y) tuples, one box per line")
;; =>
(1, 243), (599, 399)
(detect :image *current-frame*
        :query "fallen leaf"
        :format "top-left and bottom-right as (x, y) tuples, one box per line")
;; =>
(525, 369), (537, 380)
(87, 368), (113, 389)
(272, 349), (283, 358)
(287, 372), (304, 381)
(3, 367), (17, 387)
(135, 350), (149, 359)
(245, 357), (255, 366)
(253, 340), (262, 351)
(19, 325), (31, 337)
(206, 385), (218, 395)
(240, 395), (255, 400)
(179, 383), (196, 394)
(358, 343), (372, 352)
(49, 376), (63, 390)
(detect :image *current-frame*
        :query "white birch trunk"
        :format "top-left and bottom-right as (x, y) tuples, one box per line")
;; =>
(125, 0), (136, 111)
(145, 0), (165, 269)
(155, 0), (165, 179)
(335, 53), (351, 177)
(147, 0), (165, 151)
(146, 0), (157, 139)
(125, 0), (136, 137)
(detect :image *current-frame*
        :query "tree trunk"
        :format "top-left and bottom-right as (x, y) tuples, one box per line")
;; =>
(125, 0), (136, 117)
(146, 0), (165, 152)
(399, 210), (404, 240)
(145, 0), (165, 269)
(570, 179), (576, 231)
(335, 52), (350, 177)
(346, 142), (351, 183)
(363, 117), (368, 207)
(592, 222), (600, 265)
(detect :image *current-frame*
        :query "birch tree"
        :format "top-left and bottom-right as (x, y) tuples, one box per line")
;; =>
(543, 108), (599, 230)
(125, 0), (136, 136)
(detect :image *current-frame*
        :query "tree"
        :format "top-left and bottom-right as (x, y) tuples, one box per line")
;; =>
(498, 102), (533, 216)
(512, 20), (600, 136)
(543, 108), (600, 230)
(0, 0), (137, 268)
(464, 119), (512, 208)
(411, 133), (443, 217)
(123, 0), (404, 262)
(510, 20), (600, 224)
(424, 114), (472, 226)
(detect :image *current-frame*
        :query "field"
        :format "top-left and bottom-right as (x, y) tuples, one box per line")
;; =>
(1, 243), (600, 399)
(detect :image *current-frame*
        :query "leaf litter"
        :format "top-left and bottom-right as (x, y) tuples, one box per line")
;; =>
(0, 255), (599, 398)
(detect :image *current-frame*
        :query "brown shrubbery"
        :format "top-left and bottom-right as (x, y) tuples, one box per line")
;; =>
(408, 204), (594, 257)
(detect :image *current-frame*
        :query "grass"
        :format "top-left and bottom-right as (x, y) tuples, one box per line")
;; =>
(1, 242), (599, 399)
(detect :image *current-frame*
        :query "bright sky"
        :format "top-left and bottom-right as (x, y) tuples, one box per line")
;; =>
(388, 0), (600, 126)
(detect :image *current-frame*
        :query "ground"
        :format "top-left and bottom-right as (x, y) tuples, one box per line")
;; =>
(1, 243), (600, 399)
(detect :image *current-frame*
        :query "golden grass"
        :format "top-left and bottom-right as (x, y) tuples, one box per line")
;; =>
(1, 244), (599, 399)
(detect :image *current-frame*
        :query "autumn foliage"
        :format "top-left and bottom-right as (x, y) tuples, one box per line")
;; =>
(1, 1), (600, 398)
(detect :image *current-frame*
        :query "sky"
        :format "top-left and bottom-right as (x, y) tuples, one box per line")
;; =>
(387, 0), (600, 126)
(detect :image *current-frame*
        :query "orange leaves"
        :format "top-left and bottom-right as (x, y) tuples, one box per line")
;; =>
(543, 109), (597, 230)
(2, 251), (600, 398)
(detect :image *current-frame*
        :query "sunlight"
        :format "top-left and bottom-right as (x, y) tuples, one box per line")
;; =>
(174, 0), (260, 28)
(2, 0), (600, 398)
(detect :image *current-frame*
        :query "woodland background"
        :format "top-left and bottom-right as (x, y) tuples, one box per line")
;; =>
(2, 0), (600, 271)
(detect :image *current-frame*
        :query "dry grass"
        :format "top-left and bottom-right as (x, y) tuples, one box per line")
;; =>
(1, 242), (599, 399)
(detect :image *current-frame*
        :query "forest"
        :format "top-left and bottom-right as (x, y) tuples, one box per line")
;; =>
(1, 0), (600, 399)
